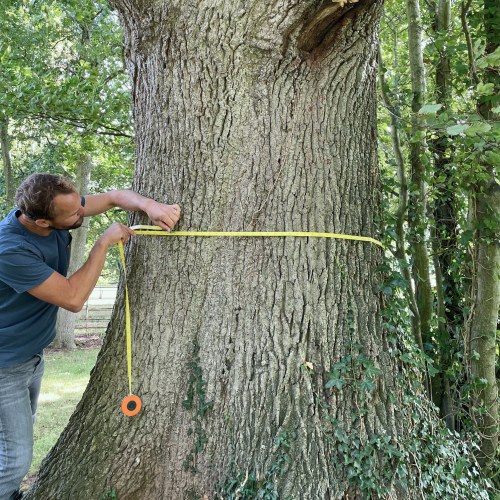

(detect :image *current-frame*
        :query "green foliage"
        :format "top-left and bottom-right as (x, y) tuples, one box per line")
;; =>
(320, 335), (403, 496)
(0, 0), (131, 135)
(376, 256), (495, 497)
(379, 0), (499, 487)
(215, 429), (297, 500)
(324, 420), (404, 497)
(325, 346), (382, 398)
(319, 270), (492, 497)
(0, 0), (134, 281)
(393, 379), (493, 499)
(98, 488), (117, 500)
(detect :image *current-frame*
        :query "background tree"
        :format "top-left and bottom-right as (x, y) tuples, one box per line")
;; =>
(378, 0), (498, 483)
(0, 0), (132, 214)
(54, 152), (92, 349)
(0, 0), (134, 285)
(0, 117), (14, 206)
(428, 0), (457, 432)
(461, 0), (499, 467)
(405, 0), (433, 377)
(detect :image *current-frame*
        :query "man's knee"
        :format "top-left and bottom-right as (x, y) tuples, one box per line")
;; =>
(12, 446), (32, 478)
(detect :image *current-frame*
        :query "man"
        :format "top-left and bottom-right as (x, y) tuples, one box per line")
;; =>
(0, 173), (181, 499)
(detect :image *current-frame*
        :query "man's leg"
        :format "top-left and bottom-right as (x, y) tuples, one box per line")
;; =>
(0, 354), (44, 499)
(28, 354), (44, 426)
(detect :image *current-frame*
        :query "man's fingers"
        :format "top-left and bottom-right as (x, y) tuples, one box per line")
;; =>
(170, 204), (181, 221)
(121, 225), (136, 243)
(156, 219), (172, 232)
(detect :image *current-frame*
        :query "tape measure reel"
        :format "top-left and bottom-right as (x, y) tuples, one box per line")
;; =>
(121, 394), (142, 417)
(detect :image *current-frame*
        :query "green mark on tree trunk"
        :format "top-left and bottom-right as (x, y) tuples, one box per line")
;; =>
(182, 340), (214, 473)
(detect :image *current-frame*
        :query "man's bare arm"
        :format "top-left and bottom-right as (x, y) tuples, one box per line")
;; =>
(83, 191), (181, 231)
(28, 223), (134, 312)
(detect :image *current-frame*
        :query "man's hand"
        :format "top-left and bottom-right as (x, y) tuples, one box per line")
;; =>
(145, 201), (181, 231)
(100, 223), (136, 247)
(83, 192), (182, 232)
(29, 222), (136, 313)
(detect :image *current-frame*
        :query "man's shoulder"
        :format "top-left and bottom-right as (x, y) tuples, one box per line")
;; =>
(0, 211), (38, 256)
(0, 235), (40, 261)
(0, 210), (69, 258)
(0, 209), (23, 233)
(0, 208), (18, 226)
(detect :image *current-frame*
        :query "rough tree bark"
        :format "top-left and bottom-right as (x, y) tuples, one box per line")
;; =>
(469, 182), (500, 464)
(27, 1), (417, 498)
(0, 117), (14, 207)
(53, 153), (92, 349)
(463, 0), (499, 466)
(405, 0), (433, 397)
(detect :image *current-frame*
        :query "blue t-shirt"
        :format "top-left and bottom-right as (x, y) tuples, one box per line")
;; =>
(0, 205), (82, 367)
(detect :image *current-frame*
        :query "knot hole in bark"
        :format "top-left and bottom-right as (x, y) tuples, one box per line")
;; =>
(297, 0), (375, 58)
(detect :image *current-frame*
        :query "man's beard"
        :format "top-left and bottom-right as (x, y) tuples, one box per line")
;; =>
(48, 216), (84, 230)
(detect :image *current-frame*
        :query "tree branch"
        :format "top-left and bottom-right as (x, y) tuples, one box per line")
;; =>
(460, 0), (480, 85)
(32, 112), (132, 138)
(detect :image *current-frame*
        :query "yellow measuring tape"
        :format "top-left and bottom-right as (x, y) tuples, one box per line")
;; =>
(129, 225), (385, 248)
(117, 225), (383, 416)
(117, 241), (142, 417)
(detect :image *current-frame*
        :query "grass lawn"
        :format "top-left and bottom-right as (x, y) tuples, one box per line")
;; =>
(30, 347), (99, 475)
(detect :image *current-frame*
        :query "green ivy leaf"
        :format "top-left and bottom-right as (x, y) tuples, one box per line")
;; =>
(400, 354), (413, 363)
(410, 130), (426, 142)
(446, 124), (468, 135)
(464, 122), (492, 136)
(485, 151), (500, 165)
(476, 82), (494, 95)
(360, 379), (376, 392)
(325, 377), (345, 390)
(366, 366), (383, 377)
(476, 47), (500, 69)
(427, 363), (440, 377)
(418, 104), (443, 114)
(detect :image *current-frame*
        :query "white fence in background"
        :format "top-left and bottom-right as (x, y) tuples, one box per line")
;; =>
(76, 285), (117, 335)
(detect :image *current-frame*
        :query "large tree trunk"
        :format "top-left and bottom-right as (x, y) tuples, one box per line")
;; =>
(27, 1), (416, 498)
(53, 153), (92, 349)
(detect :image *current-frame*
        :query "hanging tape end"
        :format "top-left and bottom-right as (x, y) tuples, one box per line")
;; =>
(121, 394), (142, 417)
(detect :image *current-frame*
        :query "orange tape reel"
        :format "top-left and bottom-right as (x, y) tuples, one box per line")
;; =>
(121, 395), (142, 417)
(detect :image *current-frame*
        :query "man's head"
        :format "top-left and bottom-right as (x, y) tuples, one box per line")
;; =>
(15, 173), (84, 230)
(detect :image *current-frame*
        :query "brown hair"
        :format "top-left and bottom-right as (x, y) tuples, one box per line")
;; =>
(15, 173), (76, 220)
